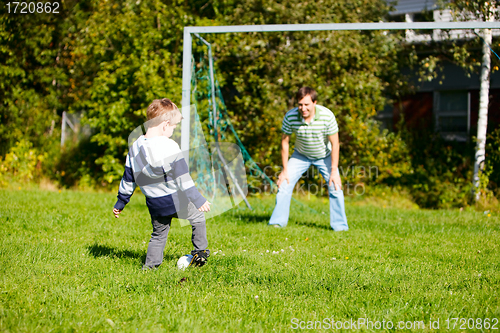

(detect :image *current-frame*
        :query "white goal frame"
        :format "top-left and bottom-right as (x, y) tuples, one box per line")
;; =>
(181, 21), (500, 152)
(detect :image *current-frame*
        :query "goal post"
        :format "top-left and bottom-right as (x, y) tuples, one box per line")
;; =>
(181, 21), (500, 152)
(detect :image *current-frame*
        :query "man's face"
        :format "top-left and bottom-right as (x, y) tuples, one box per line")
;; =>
(298, 95), (316, 119)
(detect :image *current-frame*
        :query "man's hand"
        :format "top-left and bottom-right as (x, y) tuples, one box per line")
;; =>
(329, 171), (342, 191)
(113, 208), (122, 218)
(277, 169), (290, 188)
(198, 200), (211, 212)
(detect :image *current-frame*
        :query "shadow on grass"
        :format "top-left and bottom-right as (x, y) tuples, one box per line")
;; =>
(88, 243), (146, 262)
(241, 213), (272, 224)
(231, 211), (333, 230)
(295, 220), (331, 230)
(221, 211), (272, 224)
(234, 213), (332, 230)
(87, 243), (179, 262)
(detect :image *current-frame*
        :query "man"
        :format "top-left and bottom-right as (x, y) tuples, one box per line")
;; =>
(269, 87), (348, 231)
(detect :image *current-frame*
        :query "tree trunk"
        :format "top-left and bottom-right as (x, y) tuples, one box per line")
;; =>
(472, 26), (493, 201)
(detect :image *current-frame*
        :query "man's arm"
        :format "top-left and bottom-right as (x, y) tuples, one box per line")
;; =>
(277, 134), (291, 188)
(328, 133), (342, 191)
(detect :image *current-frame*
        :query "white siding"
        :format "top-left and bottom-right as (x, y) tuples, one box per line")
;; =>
(392, 5), (500, 42)
(388, 0), (438, 15)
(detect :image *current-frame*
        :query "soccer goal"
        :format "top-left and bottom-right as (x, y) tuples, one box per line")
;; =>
(180, 21), (500, 210)
(180, 21), (500, 153)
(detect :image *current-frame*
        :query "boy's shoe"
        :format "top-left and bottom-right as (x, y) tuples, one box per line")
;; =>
(189, 250), (209, 267)
(142, 265), (158, 271)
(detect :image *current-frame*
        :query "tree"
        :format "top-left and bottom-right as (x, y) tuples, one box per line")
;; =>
(394, 0), (500, 207)
(0, 3), (77, 156)
(208, 0), (412, 187)
(0, 0), (415, 196)
(443, 0), (499, 200)
(56, 0), (218, 184)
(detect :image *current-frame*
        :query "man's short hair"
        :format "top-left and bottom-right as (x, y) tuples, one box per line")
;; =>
(296, 87), (317, 103)
(146, 98), (182, 126)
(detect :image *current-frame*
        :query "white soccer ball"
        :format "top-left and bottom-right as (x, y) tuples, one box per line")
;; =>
(177, 254), (193, 270)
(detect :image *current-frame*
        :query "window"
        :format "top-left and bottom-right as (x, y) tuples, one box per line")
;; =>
(434, 90), (470, 141)
(376, 103), (394, 131)
(413, 10), (434, 36)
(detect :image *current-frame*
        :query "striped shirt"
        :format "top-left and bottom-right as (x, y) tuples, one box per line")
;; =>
(282, 105), (339, 159)
(114, 135), (206, 216)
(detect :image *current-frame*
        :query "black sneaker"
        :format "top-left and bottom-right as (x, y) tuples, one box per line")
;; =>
(189, 250), (210, 267)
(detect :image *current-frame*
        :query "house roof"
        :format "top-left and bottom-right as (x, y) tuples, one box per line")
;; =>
(387, 0), (439, 15)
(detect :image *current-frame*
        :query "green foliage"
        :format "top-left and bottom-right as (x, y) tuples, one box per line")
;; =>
(340, 119), (413, 186)
(0, 140), (45, 186)
(412, 0), (500, 83)
(389, 0), (500, 208)
(0, 0), (219, 186)
(0, 2), (83, 156)
(0, 1), (92, 186)
(396, 127), (474, 209)
(58, 0), (230, 185)
(2, 0), (499, 208)
(56, 138), (106, 189)
(207, 0), (412, 186)
(66, 0), (196, 184)
(485, 127), (500, 193)
(445, 0), (500, 21)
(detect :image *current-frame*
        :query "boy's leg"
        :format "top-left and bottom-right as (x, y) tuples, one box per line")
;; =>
(178, 202), (209, 253)
(144, 215), (174, 269)
(269, 153), (311, 227)
(313, 157), (349, 231)
(178, 202), (209, 266)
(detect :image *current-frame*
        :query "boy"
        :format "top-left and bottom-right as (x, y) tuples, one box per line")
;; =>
(112, 98), (211, 269)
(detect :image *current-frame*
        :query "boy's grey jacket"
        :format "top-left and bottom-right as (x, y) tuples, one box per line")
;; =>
(114, 135), (206, 216)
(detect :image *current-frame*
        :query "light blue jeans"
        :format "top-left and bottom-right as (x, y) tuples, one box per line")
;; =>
(269, 151), (348, 231)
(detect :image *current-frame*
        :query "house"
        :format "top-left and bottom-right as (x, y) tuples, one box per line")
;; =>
(379, 0), (500, 142)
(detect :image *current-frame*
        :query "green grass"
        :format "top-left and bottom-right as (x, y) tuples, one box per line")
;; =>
(0, 189), (499, 332)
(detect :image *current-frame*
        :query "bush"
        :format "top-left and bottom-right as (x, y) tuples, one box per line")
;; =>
(56, 138), (108, 189)
(485, 127), (500, 193)
(396, 127), (475, 209)
(0, 140), (46, 187)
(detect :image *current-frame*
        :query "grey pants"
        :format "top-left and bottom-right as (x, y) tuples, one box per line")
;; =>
(144, 202), (208, 269)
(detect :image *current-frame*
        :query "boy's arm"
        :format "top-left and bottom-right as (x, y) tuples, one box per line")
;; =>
(170, 152), (207, 210)
(113, 153), (137, 217)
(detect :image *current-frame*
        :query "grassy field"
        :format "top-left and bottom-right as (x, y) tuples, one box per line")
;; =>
(0, 189), (499, 332)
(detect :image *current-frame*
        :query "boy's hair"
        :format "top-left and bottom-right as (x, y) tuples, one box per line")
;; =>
(146, 98), (182, 126)
(296, 87), (317, 103)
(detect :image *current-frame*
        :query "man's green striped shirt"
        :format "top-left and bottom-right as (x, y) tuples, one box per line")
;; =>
(281, 105), (339, 159)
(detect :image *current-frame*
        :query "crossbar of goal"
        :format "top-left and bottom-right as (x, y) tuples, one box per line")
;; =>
(181, 21), (500, 152)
